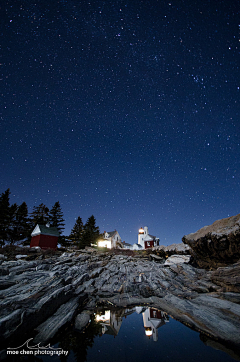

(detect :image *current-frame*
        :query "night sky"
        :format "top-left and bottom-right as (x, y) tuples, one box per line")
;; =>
(1, 0), (240, 245)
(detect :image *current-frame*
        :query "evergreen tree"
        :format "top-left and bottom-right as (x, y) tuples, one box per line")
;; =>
(0, 189), (11, 245)
(7, 203), (18, 245)
(82, 215), (100, 249)
(0, 189), (31, 245)
(15, 202), (31, 244)
(68, 216), (84, 245)
(30, 203), (49, 227)
(49, 201), (65, 235)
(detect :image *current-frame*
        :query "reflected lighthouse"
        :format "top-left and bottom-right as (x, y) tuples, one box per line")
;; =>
(142, 308), (169, 341)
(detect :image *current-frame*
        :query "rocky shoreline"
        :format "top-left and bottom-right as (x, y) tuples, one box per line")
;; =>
(0, 249), (240, 357)
(0, 213), (240, 360)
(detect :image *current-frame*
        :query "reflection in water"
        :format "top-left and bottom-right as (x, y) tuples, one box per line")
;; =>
(38, 306), (239, 362)
(94, 307), (169, 341)
(137, 307), (169, 341)
(95, 308), (135, 337)
(95, 307), (169, 342)
(56, 316), (102, 362)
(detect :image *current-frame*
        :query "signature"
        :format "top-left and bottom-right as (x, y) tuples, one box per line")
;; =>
(7, 338), (62, 351)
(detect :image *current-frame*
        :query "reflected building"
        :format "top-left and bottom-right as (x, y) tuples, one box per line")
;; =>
(94, 307), (168, 341)
(95, 308), (135, 337)
(141, 307), (169, 341)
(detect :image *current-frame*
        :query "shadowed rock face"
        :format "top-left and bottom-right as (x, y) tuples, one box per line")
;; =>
(182, 213), (240, 269)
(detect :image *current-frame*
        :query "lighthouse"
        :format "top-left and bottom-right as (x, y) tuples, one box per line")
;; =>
(138, 227), (145, 248)
(137, 226), (159, 249)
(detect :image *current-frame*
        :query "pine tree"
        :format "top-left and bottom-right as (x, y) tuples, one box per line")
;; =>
(30, 203), (49, 227)
(68, 216), (84, 245)
(15, 202), (31, 244)
(0, 189), (11, 245)
(49, 201), (65, 235)
(7, 203), (18, 245)
(82, 215), (100, 249)
(0, 189), (31, 245)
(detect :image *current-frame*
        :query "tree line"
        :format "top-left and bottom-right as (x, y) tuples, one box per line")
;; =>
(0, 189), (100, 249)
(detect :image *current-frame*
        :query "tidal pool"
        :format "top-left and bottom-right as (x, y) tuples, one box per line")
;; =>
(5, 306), (240, 362)
(30, 306), (240, 362)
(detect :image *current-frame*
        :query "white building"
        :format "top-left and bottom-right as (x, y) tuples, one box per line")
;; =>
(142, 308), (168, 341)
(132, 243), (143, 250)
(121, 242), (132, 249)
(98, 230), (121, 249)
(138, 226), (159, 249)
(95, 308), (135, 336)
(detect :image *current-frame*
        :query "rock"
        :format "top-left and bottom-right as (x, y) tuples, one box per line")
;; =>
(157, 294), (240, 345)
(0, 249), (239, 353)
(210, 261), (240, 293)
(85, 247), (97, 252)
(165, 243), (191, 254)
(182, 213), (240, 269)
(0, 280), (16, 290)
(0, 350), (7, 360)
(74, 311), (91, 331)
(0, 255), (6, 261)
(200, 335), (240, 362)
(164, 255), (191, 265)
(15, 255), (28, 259)
(0, 309), (23, 338)
(59, 252), (76, 258)
(72, 273), (89, 287)
(152, 243), (191, 258)
(0, 267), (9, 276)
(149, 254), (164, 262)
(29, 246), (41, 252)
(34, 296), (80, 343)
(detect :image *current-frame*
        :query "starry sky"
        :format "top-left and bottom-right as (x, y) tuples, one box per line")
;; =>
(1, 0), (240, 245)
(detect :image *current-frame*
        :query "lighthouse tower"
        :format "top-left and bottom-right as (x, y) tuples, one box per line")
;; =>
(138, 227), (148, 248)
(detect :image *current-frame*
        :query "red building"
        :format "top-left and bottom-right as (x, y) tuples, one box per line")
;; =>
(30, 224), (59, 250)
(144, 238), (155, 249)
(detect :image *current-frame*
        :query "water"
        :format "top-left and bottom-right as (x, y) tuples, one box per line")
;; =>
(35, 307), (239, 362)
(5, 307), (240, 362)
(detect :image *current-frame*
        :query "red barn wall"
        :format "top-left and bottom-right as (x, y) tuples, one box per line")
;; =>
(30, 235), (41, 248)
(30, 234), (58, 250)
(144, 240), (155, 249)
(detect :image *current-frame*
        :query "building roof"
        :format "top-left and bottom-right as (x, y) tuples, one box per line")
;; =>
(133, 243), (143, 248)
(31, 224), (60, 237)
(143, 235), (154, 242)
(106, 231), (116, 237)
(123, 242), (132, 246)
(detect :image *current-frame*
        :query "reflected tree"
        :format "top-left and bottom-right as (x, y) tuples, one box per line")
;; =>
(57, 316), (102, 362)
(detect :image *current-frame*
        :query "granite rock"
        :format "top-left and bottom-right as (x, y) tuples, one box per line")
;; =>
(164, 255), (191, 265)
(182, 213), (240, 269)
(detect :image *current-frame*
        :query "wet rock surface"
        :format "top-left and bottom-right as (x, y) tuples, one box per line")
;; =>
(0, 247), (240, 356)
(182, 213), (240, 269)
